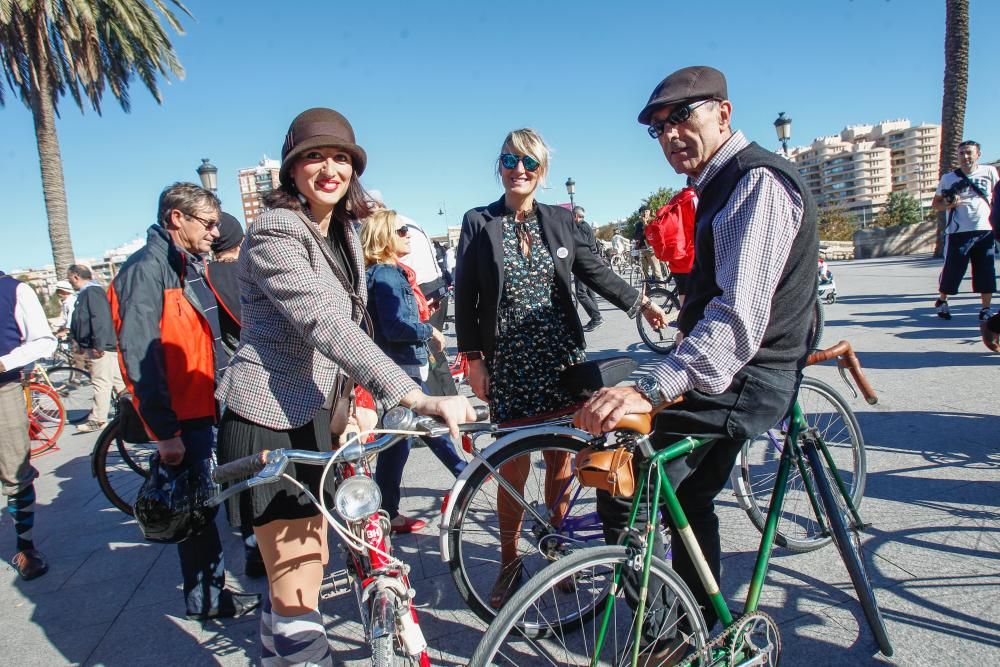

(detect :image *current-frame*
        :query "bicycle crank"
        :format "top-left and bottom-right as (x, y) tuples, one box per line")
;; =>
(726, 612), (781, 667)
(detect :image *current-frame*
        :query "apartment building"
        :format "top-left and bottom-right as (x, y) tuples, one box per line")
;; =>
(788, 119), (940, 221)
(238, 157), (280, 225)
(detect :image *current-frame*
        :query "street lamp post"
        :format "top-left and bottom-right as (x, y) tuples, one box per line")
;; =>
(565, 177), (576, 211)
(773, 112), (792, 157)
(196, 158), (219, 193)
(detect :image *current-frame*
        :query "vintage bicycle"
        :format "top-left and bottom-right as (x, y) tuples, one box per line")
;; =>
(208, 405), (488, 667)
(468, 346), (891, 665)
(439, 341), (870, 632)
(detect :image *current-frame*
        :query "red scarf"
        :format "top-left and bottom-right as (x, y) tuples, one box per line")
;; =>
(398, 262), (431, 322)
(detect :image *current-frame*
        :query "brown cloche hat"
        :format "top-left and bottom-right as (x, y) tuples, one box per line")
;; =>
(279, 108), (367, 187)
(637, 66), (728, 125)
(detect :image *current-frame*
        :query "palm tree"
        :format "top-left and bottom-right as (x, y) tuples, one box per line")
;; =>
(934, 0), (969, 257)
(0, 0), (191, 276)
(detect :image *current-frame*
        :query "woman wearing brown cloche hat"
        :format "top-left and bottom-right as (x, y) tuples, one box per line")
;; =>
(215, 107), (475, 663)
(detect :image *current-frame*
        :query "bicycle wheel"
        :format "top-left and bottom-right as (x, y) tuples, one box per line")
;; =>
(801, 435), (893, 656)
(28, 384), (65, 456)
(45, 365), (94, 423)
(91, 420), (155, 516)
(446, 435), (599, 630)
(732, 376), (865, 552)
(627, 262), (644, 289)
(636, 287), (681, 354)
(469, 545), (709, 667)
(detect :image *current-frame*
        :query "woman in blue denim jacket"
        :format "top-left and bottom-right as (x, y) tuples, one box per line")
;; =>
(362, 209), (467, 533)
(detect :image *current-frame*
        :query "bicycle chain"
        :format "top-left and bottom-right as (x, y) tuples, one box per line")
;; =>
(677, 611), (779, 667)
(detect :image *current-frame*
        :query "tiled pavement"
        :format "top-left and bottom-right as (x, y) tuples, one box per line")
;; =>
(1, 254), (997, 665)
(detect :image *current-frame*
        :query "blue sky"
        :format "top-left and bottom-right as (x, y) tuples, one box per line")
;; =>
(2, 0), (997, 270)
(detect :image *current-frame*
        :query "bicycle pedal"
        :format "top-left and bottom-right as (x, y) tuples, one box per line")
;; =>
(320, 568), (353, 600)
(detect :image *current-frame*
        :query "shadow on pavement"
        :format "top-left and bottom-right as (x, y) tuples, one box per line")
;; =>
(3, 444), (260, 665)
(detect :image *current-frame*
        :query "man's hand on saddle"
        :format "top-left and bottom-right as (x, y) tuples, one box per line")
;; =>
(575, 386), (653, 435)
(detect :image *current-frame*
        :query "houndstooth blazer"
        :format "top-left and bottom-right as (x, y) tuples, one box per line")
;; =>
(216, 207), (417, 430)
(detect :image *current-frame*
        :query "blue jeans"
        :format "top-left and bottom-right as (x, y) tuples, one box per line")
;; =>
(375, 379), (466, 518)
(170, 426), (226, 615)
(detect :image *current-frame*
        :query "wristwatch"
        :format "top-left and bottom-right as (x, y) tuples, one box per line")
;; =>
(634, 375), (666, 406)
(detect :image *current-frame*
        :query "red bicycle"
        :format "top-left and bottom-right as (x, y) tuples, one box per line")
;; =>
(210, 406), (487, 666)
(449, 352), (470, 386)
(25, 375), (65, 457)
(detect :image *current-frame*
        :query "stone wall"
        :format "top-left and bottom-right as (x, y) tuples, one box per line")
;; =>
(853, 221), (937, 259)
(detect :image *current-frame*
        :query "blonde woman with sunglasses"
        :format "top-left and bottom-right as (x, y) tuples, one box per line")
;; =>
(453, 128), (666, 608)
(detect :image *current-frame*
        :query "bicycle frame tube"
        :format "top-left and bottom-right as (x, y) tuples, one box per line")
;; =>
(817, 434), (866, 526)
(744, 402), (805, 612)
(592, 435), (732, 666)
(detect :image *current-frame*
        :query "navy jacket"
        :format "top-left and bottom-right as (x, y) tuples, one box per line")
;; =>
(365, 262), (433, 367)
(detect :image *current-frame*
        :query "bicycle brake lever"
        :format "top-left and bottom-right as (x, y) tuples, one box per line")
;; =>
(837, 366), (859, 400)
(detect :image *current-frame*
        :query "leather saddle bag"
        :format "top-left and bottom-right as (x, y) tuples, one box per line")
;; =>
(575, 445), (635, 497)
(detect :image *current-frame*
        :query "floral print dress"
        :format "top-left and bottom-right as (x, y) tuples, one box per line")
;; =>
(489, 211), (585, 422)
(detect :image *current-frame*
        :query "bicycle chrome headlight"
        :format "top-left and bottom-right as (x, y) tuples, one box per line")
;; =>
(334, 476), (382, 522)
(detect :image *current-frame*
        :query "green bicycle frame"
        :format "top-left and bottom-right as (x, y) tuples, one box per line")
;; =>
(592, 399), (867, 666)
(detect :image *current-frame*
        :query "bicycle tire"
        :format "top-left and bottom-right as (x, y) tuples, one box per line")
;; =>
(91, 419), (155, 516)
(469, 545), (710, 667)
(28, 383), (65, 456)
(45, 365), (94, 423)
(732, 376), (866, 552)
(370, 633), (394, 667)
(637, 287), (681, 354)
(802, 435), (893, 657)
(446, 435), (597, 631)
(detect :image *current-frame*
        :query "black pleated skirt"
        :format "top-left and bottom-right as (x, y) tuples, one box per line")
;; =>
(217, 407), (334, 527)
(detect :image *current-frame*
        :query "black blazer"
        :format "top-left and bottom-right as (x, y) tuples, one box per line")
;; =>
(454, 196), (641, 359)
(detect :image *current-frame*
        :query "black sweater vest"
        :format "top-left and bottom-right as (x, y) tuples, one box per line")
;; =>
(676, 142), (818, 369)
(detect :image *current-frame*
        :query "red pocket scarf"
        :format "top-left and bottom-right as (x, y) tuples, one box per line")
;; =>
(398, 262), (431, 322)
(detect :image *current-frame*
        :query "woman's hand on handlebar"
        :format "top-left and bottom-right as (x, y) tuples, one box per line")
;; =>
(467, 359), (489, 402)
(403, 391), (477, 439)
(575, 386), (653, 435)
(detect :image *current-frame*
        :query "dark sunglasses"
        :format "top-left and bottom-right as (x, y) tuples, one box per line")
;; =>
(499, 153), (541, 172)
(183, 211), (219, 231)
(647, 99), (716, 139)
(395, 226), (410, 237)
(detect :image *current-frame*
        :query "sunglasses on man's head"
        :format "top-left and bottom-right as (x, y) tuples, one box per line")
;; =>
(647, 99), (716, 139)
(395, 226), (410, 237)
(499, 153), (541, 172)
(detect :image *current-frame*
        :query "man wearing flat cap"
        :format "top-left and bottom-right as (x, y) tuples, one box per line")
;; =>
(580, 65), (818, 643)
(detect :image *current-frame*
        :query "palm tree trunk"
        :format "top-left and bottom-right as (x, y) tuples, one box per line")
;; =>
(934, 0), (969, 258)
(29, 81), (75, 277)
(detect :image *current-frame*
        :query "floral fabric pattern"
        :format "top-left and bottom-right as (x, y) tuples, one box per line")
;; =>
(490, 211), (585, 422)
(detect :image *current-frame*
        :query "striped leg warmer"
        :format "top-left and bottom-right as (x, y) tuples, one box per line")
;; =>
(7, 484), (36, 552)
(271, 609), (332, 666)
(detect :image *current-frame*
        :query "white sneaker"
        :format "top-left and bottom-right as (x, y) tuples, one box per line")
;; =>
(75, 420), (107, 433)
(935, 299), (951, 320)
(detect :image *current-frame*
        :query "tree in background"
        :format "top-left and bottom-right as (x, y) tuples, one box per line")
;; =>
(934, 0), (969, 256)
(872, 191), (924, 228)
(817, 208), (857, 242)
(0, 0), (192, 277)
(621, 186), (678, 239)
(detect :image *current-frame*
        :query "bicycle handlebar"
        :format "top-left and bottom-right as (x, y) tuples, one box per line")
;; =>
(805, 340), (878, 405)
(209, 405), (491, 497)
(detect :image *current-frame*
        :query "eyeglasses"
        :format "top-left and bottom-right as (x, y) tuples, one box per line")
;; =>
(499, 153), (541, 172)
(647, 99), (716, 139)
(395, 226), (410, 238)
(183, 211), (219, 231)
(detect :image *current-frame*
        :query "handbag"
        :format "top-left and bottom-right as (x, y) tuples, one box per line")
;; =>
(574, 445), (636, 497)
(328, 372), (356, 437)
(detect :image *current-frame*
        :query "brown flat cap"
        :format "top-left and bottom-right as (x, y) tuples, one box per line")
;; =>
(637, 66), (728, 125)
(279, 107), (367, 186)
